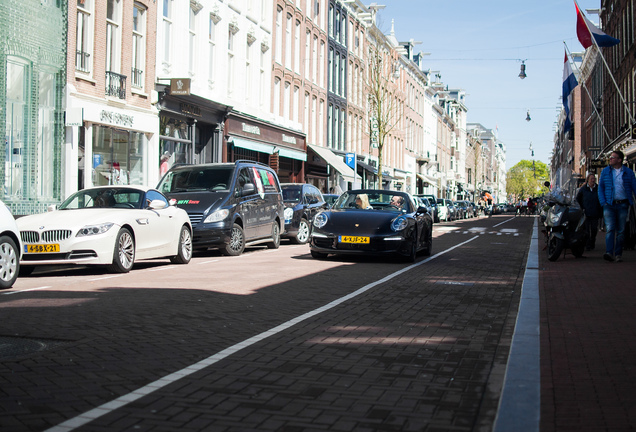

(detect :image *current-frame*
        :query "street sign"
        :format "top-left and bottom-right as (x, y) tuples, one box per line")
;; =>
(345, 153), (356, 170)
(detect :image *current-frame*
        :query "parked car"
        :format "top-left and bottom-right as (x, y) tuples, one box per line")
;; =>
(158, 160), (284, 256)
(436, 198), (455, 222)
(281, 183), (327, 244)
(17, 186), (192, 274)
(414, 194), (439, 222)
(454, 200), (468, 219)
(309, 189), (433, 262)
(322, 193), (340, 208)
(0, 200), (22, 289)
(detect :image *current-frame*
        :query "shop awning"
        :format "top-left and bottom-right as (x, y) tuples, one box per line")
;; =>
(232, 137), (307, 161)
(416, 173), (437, 184)
(357, 160), (377, 175)
(307, 144), (355, 182)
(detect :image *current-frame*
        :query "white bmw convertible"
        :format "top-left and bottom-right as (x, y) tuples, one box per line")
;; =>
(17, 186), (193, 274)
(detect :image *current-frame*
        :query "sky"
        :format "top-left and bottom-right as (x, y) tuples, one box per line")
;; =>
(374, 0), (601, 171)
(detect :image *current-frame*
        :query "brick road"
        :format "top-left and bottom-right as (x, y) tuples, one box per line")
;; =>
(1, 214), (634, 431)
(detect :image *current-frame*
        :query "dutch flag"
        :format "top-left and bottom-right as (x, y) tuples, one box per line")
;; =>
(576, 2), (620, 49)
(562, 51), (578, 133)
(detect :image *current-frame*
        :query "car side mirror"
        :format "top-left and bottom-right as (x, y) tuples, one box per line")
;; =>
(417, 206), (428, 214)
(148, 199), (168, 210)
(241, 183), (256, 197)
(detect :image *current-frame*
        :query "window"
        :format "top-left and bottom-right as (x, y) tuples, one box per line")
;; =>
(293, 85), (299, 123)
(76, 0), (93, 73)
(319, 41), (325, 87)
(228, 28), (235, 95)
(132, 3), (146, 89)
(305, 30), (311, 77)
(162, 0), (173, 64)
(209, 15), (216, 87)
(275, 7), (282, 64)
(246, 39), (252, 104)
(312, 35), (317, 83)
(106, 0), (122, 73)
(38, 68), (57, 199)
(5, 57), (30, 197)
(188, 5), (197, 74)
(285, 13), (292, 69)
(284, 81), (291, 119)
(294, 20), (300, 73)
(274, 77), (281, 115)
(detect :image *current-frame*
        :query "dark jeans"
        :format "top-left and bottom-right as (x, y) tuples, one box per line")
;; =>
(584, 216), (599, 248)
(603, 201), (630, 256)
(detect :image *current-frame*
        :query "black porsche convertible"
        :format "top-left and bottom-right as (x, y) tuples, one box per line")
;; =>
(308, 189), (433, 262)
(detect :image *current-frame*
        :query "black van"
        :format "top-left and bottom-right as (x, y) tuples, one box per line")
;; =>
(157, 161), (284, 256)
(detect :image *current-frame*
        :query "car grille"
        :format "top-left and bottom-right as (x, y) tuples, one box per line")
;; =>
(187, 212), (203, 225)
(21, 230), (72, 243)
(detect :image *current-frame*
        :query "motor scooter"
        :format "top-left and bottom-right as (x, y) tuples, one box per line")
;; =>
(543, 184), (589, 261)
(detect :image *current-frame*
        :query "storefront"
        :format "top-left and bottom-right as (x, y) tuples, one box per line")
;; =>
(225, 113), (306, 183)
(156, 82), (231, 179)
(306, 144), (355, 193)
(65, 97), (159, 195)
(1, 0), (66, 215)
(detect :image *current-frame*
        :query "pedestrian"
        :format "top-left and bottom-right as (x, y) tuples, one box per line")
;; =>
(576, 173), (602, 251)
(597, 150), (636, 262)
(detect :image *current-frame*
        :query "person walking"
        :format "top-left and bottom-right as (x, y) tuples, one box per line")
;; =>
(598, 150), (636, 262)
(576, 173), (602, 251)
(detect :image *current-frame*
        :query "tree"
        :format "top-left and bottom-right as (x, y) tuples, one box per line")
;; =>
(366, 39), (402, 188)
(506, 160), (550, 200)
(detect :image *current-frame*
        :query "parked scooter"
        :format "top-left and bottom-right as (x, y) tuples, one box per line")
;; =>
(543, 183), (589, 261)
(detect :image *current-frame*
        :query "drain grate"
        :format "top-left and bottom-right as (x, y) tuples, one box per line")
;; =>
(0, 336), (72, 360)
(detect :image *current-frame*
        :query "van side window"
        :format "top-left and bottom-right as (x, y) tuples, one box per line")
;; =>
(235, 168), (253, 195)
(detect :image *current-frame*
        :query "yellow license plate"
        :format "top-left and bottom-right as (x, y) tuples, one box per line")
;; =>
(338, 236), (370, 244)
(26, 244), (60, 253)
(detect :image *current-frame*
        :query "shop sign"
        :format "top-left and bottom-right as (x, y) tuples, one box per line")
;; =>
(170, 78), (191, 95)
(65, 107), (83, 127)
(282, 134), (296, 144)
(180, 103), (201, 117)
(588, 159), (606, 169)
(100, 110), (133, 127)
(631, 124), (636, 140)
(242, 123), (261, 135)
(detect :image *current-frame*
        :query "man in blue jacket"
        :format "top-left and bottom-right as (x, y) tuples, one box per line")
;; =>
(598, 150), (636, 262)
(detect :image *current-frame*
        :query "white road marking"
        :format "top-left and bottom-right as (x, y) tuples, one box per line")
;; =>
(44, 236), (480, 432)
(2, 286), (52, 295)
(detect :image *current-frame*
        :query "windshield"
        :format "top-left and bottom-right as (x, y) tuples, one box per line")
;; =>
(59, 188), (145, 209)
(332, 190), (413, 212)
(158, 167), (233, 193)
(281, 186), (302, 203)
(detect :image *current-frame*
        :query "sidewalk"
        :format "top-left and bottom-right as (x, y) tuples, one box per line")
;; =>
(538, 225), (636, 430)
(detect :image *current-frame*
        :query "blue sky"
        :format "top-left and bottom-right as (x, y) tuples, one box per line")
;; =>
(374, 0), (601, 171)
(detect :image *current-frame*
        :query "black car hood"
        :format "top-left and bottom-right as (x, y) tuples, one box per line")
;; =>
(322, 209), (403, 231)
(166, 191), (227, 213)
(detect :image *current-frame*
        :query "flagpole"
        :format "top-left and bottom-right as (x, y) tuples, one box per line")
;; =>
(575, 0), (635, 124)
(563, 41), (611, 143)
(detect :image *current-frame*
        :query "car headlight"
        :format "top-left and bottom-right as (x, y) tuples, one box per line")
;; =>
(284, 207), (294, 221)
(204, 209), (229, 223)
(76, 222), (114, 237)
(313, 212), (328, 229)
(391, 215), (408, 232)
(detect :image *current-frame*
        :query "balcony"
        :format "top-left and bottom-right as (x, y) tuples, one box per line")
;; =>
(105, 71), (126, 99)
(76, 50), (90, 73)
(131, 68), (143, 89)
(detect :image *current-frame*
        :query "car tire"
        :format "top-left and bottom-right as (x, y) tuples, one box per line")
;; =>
(0, 235), (20, 289)
(107, 228), (135, 273)
(266, 221), (281, 249)
(405, 231), (418, 263)
(423, 232), (432, 256)
(170, 225), (193, 264)
(310, 250), (328, 259)
(292, 218), (310, 244)
(223, 223), (245, 256)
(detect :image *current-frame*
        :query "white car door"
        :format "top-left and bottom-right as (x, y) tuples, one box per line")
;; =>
(131, 191), (180, 259)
